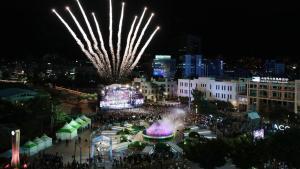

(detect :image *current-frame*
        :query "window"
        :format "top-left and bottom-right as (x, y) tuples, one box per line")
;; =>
(210, 84), (212, 89)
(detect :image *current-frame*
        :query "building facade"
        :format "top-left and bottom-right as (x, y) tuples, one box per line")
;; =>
(132, 78), (177, 102)
(247, 77), (300, 113)
(177, 77), (247, 107)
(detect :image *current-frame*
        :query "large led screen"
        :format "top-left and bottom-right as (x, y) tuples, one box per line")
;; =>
(100, 84), (144, 110)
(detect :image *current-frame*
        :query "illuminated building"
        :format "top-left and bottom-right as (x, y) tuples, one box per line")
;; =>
(248, 77), (300, 113)
(132, 77), (177, 101)
(180, 54), (204, 78)
(264, 60), (285, 76)
(152, 55), (176, 79)
(177, 77), (247, 108)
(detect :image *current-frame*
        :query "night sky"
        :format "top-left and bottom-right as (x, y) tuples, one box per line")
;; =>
(1, 0), (300, 61)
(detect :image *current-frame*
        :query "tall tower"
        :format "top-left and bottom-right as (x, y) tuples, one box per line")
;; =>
(11, 129), (20, 168)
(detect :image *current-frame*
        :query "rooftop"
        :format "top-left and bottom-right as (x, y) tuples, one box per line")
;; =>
(0, 88), (37, 98)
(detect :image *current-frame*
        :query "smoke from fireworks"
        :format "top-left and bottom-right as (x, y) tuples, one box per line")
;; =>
(52, 0), (159, 83)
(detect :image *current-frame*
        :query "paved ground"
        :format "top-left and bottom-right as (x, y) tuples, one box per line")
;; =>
(44, 130), (113, 168)
(45, 130), (92, 164)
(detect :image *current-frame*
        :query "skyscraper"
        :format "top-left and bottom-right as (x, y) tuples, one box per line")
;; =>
(264, 60), (285, 76)
(180, 54), (204, 78)
(152, 55), (176, 80)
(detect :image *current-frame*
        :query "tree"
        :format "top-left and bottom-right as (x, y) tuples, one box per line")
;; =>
(53, 109), (69, 125)
(215, 100), (234, 112)
(229, 135), (267, 169)
(192, 90), (217, 115)
(269, 128), (300, 168)
(197, 139), (228, 169)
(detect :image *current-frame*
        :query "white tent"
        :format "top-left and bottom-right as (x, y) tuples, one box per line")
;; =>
(40, 134), (52, 148)
(23, 140), (38, 156)
(69, 119), (81, 130)
(80, 115), (91, 126)
(33, 137), (45, 152)
(75, 117), (88, 128)
(56, 123), (77, 140)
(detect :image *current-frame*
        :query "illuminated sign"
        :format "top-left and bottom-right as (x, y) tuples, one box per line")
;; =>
(274, 124), (290, 131)
(251, 76), (289, 83)
(155, 55), (171, 60)
(253, 129), (264, 139)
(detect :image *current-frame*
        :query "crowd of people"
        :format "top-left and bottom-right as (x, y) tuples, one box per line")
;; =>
(112, 153), (191, 169)
(93, 105), (186, 126)
(15, 104), (210, 169)
(27, 153), (89, 169)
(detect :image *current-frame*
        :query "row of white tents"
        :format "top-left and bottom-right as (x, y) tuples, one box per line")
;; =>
(56, 115), (91, 141)
(0, 134), (53, 157)
(23, 134), (53, 156)
(0, 115), (91, 158)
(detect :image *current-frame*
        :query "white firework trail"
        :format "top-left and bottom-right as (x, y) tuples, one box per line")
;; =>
(129, 26), (160, 71)
(120, 16), (138, 74)
(52, 0), (159, 82)
(66, 7), (105, 70)
(125, 7), (147, 68)
(76, 0), (108, 71)
(116, 2), (125, 74)
(92, 13), (112, 75)
(52, 9), (104, 76)
(108, 0), (116, 75)
(128, 13), (154, 68)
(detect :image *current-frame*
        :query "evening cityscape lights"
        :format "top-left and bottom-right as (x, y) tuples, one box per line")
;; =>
(1, 1), (300, 169)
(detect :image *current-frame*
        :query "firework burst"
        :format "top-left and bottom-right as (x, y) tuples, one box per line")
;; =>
(52, 0), (159, 83)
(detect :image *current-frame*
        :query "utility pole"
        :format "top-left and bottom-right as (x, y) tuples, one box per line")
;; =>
(79, 145), (82, 164)
(188, 79), (191, 112)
